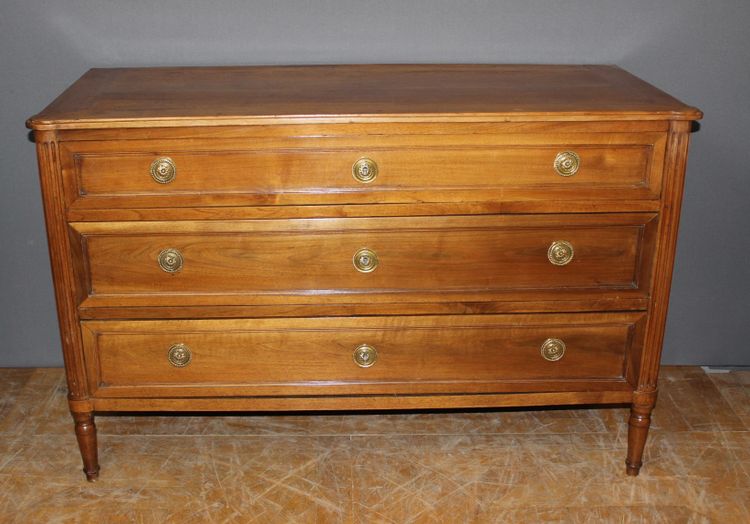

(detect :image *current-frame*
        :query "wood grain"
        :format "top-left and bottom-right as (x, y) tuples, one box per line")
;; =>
(27, 65), (701, 130)
(72, 412), (99, 481)
(52, 120), (671, 142)
(34, 131), (90, 400)
(76, 293), (651, 320)
(89, 390), (635, 412)
(28, 65), (701, 479)
(72, 214), (655, 302)
(626, 120), (695, 475)
(62, 133), (662, 208)
(81, 313), (644, 398)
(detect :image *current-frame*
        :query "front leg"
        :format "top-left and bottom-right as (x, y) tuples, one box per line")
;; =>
(625, 390), (656, 476)
(72, 411), (100, 481)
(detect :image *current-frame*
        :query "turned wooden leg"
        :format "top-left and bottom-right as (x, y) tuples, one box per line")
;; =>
(72, 412), (100, 481)
(625, 391), (656, 476)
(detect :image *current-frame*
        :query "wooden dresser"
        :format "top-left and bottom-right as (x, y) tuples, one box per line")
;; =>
(27, 65), (701, 481)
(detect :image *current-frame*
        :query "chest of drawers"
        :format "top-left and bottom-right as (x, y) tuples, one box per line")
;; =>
(27, 65), (701, 481)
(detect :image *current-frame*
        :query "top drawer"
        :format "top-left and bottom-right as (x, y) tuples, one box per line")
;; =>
(60, 132), (666, 209)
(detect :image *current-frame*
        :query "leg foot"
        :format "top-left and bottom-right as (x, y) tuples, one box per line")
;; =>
(625, 394), (655, 476)
(72, 411), (100, 481)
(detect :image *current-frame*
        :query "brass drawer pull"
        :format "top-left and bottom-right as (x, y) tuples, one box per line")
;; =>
(553, 151), (580, 177)
(158, 248), (184, 273)
(167, 343), (192, 367)
(150, 157), (177, 184)
(547, 240), (574, 266)
(540, 338), (566, 361)
(353, 344), (378, 368)
(352, 157), (378, 183)
(353, 248), (378, 273)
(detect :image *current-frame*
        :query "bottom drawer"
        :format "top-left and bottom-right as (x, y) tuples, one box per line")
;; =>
(81, 313), (644, 397)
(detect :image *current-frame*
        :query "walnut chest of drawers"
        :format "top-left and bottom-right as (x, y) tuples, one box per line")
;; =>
(27, 65), (701, 480)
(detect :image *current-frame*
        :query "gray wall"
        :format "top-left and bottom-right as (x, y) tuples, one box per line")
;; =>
(1, 1), (748, 367)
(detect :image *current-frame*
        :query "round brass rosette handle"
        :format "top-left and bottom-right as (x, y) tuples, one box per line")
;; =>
(553, 151), (580, 177)
(158, 248), (184, 273)
(150, 157), (177, 184)
(353, 344), (378, 368)
(167, 343), (192, 367)
(540, 338), (566, 362)
(352, 158), (378, 184)
(353, 248), (378, 273)
(547, 240), (574, 266)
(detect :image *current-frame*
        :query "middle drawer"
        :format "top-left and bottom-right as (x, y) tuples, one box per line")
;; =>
(72, 214), (656, 307)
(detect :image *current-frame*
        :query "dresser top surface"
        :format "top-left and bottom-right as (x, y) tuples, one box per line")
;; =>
(28, 64), (701, 130)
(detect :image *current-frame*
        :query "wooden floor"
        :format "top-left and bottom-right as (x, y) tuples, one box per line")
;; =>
(0, 367), (748, 523)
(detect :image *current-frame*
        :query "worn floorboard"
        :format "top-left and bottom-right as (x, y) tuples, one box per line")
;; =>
(0, 366), (748, 523)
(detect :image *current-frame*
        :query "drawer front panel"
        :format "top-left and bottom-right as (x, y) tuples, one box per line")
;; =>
(82, 313), (643, 397)
(61, 133), (665, 208)
(73, 214), (655, 302)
